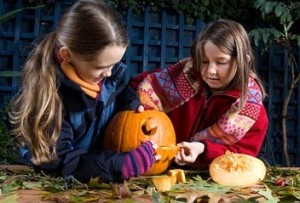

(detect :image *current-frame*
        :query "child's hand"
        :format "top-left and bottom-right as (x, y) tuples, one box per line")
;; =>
(122, 140), (160, 179)
(174, 142), (204, 166)
(151, 141), (161, 161)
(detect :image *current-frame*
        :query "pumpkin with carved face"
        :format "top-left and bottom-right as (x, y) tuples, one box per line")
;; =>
(103, 110), (178, 175)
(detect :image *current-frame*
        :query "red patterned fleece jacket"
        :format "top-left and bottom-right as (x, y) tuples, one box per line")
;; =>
(131, 58), (269, 169)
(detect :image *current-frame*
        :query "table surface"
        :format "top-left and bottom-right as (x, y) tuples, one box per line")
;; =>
(1, 165), (299, 203)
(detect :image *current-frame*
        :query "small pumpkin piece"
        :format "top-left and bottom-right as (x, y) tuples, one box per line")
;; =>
(167, 170), (178, 185)
(156, 145), (180, 160)
(209, 151), (266, 186)
(168, 169), (186, 183)
(152, 175), (173, 192)
(153, 169), (186, 191)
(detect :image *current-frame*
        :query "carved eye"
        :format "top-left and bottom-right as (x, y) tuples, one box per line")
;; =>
(141, 117), (158, 136)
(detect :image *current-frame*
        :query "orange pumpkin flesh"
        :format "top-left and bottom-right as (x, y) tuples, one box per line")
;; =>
(103, 110), (177, 175)
(152, 175), (173, 192)
(209, 151), (266, 186)
(152, 169), (186, 192)
(168, 169), (186, 183)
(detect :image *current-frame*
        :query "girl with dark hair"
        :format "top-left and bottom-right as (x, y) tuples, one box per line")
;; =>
(133, 19), (269, 169)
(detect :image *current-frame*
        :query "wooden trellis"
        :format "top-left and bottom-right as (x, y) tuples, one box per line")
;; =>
(0, 0), (300, 167)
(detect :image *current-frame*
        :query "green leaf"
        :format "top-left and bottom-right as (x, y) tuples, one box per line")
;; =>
(280, 9), (292, 24)
(254, 0), (266, 9)
(257, 185), (280, 202)
(249, 29), (262, 47)
(249, 27), (283, 47)
(296, 35), (300, 47)
(293, 174), (300, 187)
(88, 178), (111, 189)
(1, 181), (20, 194)
(264, 2), (274, 14)
(202, 0), (209, 7)
(172, 175), (230, 194)
(0, 193), (19, 203)
(0, 5), (45, 24)
(269, 28), (283, 38)
(262, 31), (270, 44)
(151, 189), (161, 203)
(0, 8), (25, 23)
(274, 4), (283, 17)
(0, 71), (21, 77)
(22, 181), (43, 190)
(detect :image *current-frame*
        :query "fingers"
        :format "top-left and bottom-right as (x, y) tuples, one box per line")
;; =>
(152, 143), (158, 150)
(144, 140), (160, 161)
(174, 147), (187, 166)
(174, 157), (186, 166)
(177, 141), (189, 148)
(174, 142), (200, 165)
(151, 141), (161, 160)
(148, 140), (158, 149)
(155, 154), (161, 161)
(136, 105), (144, 112)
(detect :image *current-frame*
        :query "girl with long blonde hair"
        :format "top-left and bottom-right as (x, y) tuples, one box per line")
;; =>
(10, 0), (158, 183)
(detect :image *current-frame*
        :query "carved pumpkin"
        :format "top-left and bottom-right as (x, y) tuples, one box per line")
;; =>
(209, 151), (266, 186)
(103, 110), (178, 175)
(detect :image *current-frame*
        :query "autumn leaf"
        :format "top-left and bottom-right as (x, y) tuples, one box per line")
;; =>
(256, 185), (280, 202)
(1, 166), (300, 202)
(0, 192), (18, 203)
(1, 180), (20, 194)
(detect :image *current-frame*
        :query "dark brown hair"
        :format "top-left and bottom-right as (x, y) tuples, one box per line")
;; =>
(191, 19), (266, 109)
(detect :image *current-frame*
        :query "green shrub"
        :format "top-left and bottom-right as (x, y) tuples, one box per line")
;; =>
(0, 105), (18, 164)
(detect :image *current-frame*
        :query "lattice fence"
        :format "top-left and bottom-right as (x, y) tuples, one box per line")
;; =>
(1, 0), (300, 166)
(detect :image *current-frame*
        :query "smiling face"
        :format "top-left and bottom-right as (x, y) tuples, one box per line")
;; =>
(67, 45), (126, 84)
(200, 41), (237, 91)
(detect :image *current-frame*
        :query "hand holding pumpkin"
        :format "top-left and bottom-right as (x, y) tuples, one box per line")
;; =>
(122, 141), (157, 179)
(149, 141), (162, 161)
(174, 141), (205, 166)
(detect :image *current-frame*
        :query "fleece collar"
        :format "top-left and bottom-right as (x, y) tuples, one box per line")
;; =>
(60, 61), (100, 99)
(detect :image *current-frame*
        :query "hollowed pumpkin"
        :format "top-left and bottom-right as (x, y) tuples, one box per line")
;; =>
(103, 110), (177, 175)
(209, 151), (266, 186)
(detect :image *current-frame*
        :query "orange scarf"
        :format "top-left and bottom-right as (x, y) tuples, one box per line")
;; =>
(60, 61), (100, 99)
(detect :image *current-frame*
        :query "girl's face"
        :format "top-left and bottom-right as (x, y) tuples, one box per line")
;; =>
(200, 41), (237, 91)
(69, 45), (126, 84)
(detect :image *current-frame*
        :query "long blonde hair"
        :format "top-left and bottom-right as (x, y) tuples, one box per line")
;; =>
(9, 0), (129, 165)
(191, 19), (266, 109)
